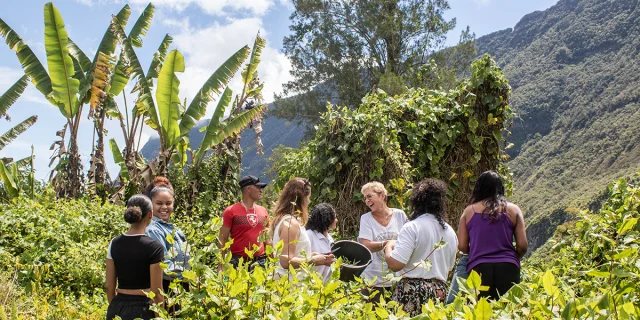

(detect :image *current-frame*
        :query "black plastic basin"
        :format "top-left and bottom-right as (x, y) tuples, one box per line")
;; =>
(331, 240), (372, 282)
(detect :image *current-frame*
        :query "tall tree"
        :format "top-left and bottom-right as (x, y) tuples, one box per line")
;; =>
(274, 0), (474, 126)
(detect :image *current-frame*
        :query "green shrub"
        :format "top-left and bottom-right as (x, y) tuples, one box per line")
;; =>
(270, 55), (513, 236)
(0, 176), (638, 319)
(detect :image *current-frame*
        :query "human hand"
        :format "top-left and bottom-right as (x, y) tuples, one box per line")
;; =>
(384, 240), (396, 252)
(312, 254), (335, 266)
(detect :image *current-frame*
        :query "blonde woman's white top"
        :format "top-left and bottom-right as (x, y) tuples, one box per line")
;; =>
(272, 215), (312, 279)
(357, 208), (407, 287)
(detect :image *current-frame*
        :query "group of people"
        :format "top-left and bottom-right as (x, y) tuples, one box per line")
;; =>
(105, 171), (528, 319)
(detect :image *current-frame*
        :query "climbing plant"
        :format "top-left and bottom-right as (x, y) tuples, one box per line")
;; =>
(271, 55), (513, 236)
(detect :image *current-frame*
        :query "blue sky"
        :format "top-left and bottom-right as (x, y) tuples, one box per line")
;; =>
(0, 0), (558, 181)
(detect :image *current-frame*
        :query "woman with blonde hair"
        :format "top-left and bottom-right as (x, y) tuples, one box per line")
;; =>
(271, 178), (335, 279)
(358, 181), (408, 303)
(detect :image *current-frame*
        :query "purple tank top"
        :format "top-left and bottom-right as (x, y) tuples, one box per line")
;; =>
(466, 205), (520, 273)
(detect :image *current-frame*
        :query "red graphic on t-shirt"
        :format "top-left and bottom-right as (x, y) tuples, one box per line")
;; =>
(247, 213), (258, 227)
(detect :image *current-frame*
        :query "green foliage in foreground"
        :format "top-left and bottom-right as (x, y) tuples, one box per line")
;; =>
(0, 176), (638, 319)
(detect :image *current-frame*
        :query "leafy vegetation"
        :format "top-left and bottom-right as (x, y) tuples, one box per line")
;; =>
(270, 55), (513, 236)
(0, 175), (637, 319)
(0, 74), (37, 201)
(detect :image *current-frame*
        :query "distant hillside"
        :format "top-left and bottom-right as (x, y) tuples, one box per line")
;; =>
(475, 0), (640, 250)
(140, 110), (306, 180)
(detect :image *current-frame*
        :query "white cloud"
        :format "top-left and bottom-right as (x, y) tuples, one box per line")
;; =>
(171, 17), (292, 118)
(130, 0), (275, 17)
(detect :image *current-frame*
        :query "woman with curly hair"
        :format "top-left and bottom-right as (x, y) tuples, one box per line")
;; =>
(457, 171), (528, 300)
(306, 203), (338, 282)
(384, 178), (457, 316)
(270, 178), (335, 279)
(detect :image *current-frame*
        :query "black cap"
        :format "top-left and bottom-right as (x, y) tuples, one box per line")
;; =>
(239, 175), (267, 189)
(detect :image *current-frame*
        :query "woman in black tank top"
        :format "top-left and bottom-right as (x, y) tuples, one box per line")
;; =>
(106, 195), (164, 320)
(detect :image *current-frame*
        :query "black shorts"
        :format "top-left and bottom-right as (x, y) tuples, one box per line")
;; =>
(106, 294), (154, 320)
(472, 262), (520, 300)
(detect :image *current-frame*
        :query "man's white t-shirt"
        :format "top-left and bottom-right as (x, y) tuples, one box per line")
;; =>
(358, 208), (408, 287)
(390, 214), (458, 281)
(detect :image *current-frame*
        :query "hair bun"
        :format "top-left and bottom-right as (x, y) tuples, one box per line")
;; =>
(124, 206), (143, 223)
(153, 176), (173, 190)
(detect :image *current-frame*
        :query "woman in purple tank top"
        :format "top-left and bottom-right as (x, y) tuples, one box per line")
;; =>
(457, 171), (528, 300)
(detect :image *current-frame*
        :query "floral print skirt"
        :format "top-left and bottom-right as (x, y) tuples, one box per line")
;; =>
(392, 277), (447, 316)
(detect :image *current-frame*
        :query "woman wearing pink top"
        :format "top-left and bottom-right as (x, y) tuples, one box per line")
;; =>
(457, 171), (528, 300)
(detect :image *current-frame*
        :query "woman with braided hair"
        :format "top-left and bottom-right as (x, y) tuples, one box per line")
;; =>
(106, 194), (164, 320)
(384, 178), (457, 316)
(457, 170), (528, 300)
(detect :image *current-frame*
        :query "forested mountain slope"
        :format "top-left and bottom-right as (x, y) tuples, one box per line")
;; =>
(475, 0), (640, 250)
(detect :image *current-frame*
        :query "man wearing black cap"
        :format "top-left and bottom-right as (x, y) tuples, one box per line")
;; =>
(218, 175), (271, 270)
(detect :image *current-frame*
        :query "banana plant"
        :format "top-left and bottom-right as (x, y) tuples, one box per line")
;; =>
(1, 3), (89, 197)
(204, 33), (268, 183)
(111, 17), (265, 179)
(0, 75), (37, 199)
(0, 2), (158, 198)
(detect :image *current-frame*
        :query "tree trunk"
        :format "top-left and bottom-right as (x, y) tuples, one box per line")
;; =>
(93, 109), (108, 199)
(382, 1), (401, 75)
(66, 134), (84, 198)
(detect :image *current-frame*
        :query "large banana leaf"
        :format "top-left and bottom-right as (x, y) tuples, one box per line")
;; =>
(94, 4), (130, 67)
(0, 115), (37, 151)
(194, 87), (234, 162)
(171, 136), (189, 168)
(89, 53), (115, 110)
(109, 138), (129, 180)
(146, 34), (173, 80)
(0, 18), (52, 98)
(0, 75), (29, 117)
(156, 50), (185, 149)
(129, 3), (154, 48)
(108, 53), (130, 96)
(44, 2), (80, 118)
(0, 162), (18, 198)
(179, 46), (250, 137)
(197, 106), (262, 163)
(241, 35), (266, 87)
(67, 39), (91, 73)
(67, 41), (92, 105)
(111, 17), (159, 129)
(12, 156), (33, 168)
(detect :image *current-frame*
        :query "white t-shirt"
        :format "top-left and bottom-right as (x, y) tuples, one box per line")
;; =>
(306, 229), (334, 282)
(358, 208), (408, 287)
(390, 214), (458, 282)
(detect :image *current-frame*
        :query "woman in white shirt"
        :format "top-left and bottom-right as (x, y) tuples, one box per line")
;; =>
(306, 203), (338, 282)
(384, 178), (458, 316)
(357, 181), (408, 303)
(270, 178), (334, 280)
